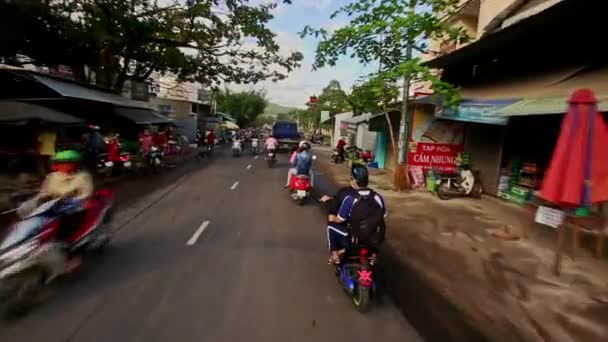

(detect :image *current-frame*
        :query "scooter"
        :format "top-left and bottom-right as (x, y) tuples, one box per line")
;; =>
(289, 174), (312, 205)
(266, 149), (276, 168)
(0, 190), (114, 315)
(146, 146), (164, 174)
(232, 139), (242, 157)
(106, 139), (132, 174)
(436, 169), (482, 200)
(251, 138), (259, 155)
(334, 243), (376, 313)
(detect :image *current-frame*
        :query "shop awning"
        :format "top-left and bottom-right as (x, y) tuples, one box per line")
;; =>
(0, 101), (84, 124)
(496, 96), (608, 116)
(32, 74), (150, 109)
(437, 99), (520, 125)
(215, 112), (236, 123)
(113, 107), (173, 125)
(496, 65), (608, 116)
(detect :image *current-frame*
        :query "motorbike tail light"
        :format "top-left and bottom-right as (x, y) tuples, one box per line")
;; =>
(119, 153), (130, 162)
(357, 269), (373, 287)
(359, 248), (369, 256)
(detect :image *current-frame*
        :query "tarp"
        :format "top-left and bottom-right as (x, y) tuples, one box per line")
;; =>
(113, 107), (173, 125)
(497, 96), (608, 116)
(0, 101), (84, 124)
(219, 121), (239, 130)
(437, 99), (520, 125)
(33, 75), (150, 109)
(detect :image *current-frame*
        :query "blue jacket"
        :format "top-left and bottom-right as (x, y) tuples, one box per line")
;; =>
(294, 150), (312, 175)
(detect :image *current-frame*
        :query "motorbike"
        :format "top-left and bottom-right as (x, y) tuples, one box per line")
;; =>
(334, 243), (376, 313)
(250, 138), (259, 155)
(106, 139), (132, 174)
(331, 148), (343, 164)
(289, 174), (312, 205)
(0, 190), (114, 315)
(266, 149), (276, 168)
(435, 169), (482, 200)
(95, 152), (112, 176)
(232, 139), (242, 157)
(146, 146), (164, 174)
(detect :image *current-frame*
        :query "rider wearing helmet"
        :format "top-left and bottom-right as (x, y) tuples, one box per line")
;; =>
(285, 141), (314, 188)
(321, 165), (387, 264)
(39, 150), (93, 201)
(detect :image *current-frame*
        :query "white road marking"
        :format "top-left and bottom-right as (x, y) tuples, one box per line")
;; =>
(246, 164), (252, 170)
(230, 181), (239, 190)
(186, 221), (210, 246)
(254, 156), (259, 160)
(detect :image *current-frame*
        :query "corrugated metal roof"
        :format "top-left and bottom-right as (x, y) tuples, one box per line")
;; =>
(113, 107), (173, 125)
(0, 101), (84, 124)
(33, 75), (150, 109)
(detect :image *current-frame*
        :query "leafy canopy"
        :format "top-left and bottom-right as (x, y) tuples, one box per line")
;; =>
(315, 80), (351, 116)
(0, 0), (303, 90)
(301, 0), (469, 107)
(217, 89), (267, 127)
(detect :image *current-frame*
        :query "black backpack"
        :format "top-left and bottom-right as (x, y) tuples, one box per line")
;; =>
(348, 190), (385, 245)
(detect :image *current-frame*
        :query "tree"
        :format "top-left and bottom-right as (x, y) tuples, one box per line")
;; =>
(301, 0), (468, 189)
(0, 0), (303, 91)
(316, 80), (351, 116)
(254, 115), (275, 127)
(217, 89), (267, 127)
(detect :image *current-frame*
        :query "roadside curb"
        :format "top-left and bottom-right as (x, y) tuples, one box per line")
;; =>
(315, 159), (492, 342)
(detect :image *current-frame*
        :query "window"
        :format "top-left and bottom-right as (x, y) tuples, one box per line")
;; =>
(158, 104), (174, 117)
(191, 103), (198, 114)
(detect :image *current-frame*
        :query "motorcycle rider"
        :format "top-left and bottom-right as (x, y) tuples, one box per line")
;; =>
(335, 137), (347, 163)
(285, 141), (314, 188)
(206, 129), (217, 150)
(264, 134), (278, 152)
(18, 150), (94, 271)
(320, 165), (386, 265)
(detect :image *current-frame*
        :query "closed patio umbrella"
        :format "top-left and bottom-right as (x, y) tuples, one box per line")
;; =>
(540, 89), (608, 207)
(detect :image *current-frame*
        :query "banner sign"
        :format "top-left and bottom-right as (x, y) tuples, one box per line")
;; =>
(408, 142), (464, 171)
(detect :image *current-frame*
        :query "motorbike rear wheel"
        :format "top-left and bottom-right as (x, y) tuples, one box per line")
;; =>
(352, 283), (371, 313)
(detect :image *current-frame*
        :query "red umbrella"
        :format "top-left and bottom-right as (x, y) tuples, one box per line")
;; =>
(540, 89), (608, 207)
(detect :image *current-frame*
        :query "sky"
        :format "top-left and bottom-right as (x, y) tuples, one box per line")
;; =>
(233, 0), (375, 108)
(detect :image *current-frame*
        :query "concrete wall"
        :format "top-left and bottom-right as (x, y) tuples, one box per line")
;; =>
(332, 112), (353, 147)
(356, 123), (377, 152)
(149, 97), (196, 120)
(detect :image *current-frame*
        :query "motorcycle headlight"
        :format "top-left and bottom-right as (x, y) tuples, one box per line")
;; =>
(0, 241), (38, 267)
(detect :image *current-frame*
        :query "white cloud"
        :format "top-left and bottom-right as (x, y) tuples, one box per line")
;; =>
(296, 0), (335, 12)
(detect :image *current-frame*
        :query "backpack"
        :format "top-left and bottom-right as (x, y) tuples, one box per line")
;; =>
(348, 190), (385, 245)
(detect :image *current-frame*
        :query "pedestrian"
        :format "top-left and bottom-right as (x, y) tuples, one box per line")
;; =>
(36, 126), (57, 176)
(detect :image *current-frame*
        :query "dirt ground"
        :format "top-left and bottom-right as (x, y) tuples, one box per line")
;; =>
(318, 151), (608, 342)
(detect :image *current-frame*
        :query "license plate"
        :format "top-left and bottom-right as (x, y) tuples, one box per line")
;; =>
(297, 190), (307, 197)
(123, 161), (132, 168)
(104, 161), (114, 167)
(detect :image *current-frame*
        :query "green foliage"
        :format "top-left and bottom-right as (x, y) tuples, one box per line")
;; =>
(301, 0), (467, 107)
(264, 103), (299, 117)
(316, 80), (351, 115)
(349, 75), (400, 114)
(254, 114), (276, 127)
(217, 89), (267, 128)
(0, 0), (303, 90)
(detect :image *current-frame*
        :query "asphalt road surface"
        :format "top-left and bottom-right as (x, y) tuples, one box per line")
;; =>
(0, 148), (422, 342)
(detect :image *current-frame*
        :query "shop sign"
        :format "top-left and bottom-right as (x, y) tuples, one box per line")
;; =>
(534, 206), (564, 229)
(408, 142), (464, 171)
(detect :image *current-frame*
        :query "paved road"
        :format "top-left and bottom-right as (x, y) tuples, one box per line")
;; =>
(0, 148), (422, 342)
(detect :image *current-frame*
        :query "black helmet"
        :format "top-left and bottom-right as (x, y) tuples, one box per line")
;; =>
(301, 142), (311, 151)
(351, 164), (369, 187)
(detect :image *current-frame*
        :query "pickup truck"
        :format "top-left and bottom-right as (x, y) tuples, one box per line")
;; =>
(272, 121), (301, 151)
